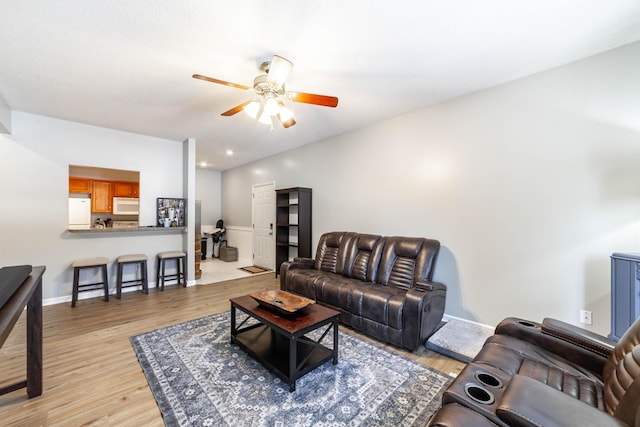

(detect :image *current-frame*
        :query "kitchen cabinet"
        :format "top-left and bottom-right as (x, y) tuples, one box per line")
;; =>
(113, 181), (139, 198)
(275, 187), (312, 276)
(91, 180), (112, 213)
(69, 177), (91, 193)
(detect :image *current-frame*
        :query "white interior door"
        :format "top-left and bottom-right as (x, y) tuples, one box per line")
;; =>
(252, 182), (275, 269)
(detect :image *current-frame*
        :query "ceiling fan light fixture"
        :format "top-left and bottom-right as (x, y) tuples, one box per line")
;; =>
(243, 99), (260, 118)
(194, 54), (337, 129)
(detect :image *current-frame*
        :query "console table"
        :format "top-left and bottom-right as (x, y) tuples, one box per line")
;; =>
(0, 265), (45, 398)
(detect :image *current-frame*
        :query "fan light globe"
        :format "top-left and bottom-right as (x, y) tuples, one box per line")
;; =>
(243, 100), (260, 118)
(264, 97), (280, 116)
(258, 111), (272, 125)
(244, 100), (260, 118)
(279, 104), (294, 122)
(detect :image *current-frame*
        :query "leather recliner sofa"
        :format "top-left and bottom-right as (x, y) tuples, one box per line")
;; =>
(428, 314), (640, 426)
(279, 231), (446, 351)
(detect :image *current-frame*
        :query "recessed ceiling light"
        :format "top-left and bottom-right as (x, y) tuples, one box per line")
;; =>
(225, 150), (234, 156)
(200, 161), (208, 168)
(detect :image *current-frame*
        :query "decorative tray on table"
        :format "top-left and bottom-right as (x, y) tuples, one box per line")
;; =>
(249, 290), (315, 315)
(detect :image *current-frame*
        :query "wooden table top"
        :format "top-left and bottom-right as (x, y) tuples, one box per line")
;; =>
(230, 294), (339, 335)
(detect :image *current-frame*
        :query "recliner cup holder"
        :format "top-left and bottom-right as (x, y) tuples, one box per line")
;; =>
(474, 371), (503, 389)
(517, 320), (537, 328)
(464, 383), (495, 405)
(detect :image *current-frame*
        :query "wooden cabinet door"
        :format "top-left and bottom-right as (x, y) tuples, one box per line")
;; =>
(92, 181), (112, 213)
(69, 177), (91, 193)
(112, 181), (139, 198)
(113, 181), (133, 197)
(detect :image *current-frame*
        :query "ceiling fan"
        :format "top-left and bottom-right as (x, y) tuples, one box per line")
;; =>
(193, 55), (338, 128)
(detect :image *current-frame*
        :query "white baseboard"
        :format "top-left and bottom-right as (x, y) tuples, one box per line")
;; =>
(41, 281), (185, 306)
(442, 313), (494, 330)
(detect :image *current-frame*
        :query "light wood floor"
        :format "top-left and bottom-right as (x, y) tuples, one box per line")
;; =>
(0, 274), (465, 426)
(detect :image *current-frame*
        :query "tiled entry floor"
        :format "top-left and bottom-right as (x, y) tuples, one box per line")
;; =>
(196, 257), (272, 285)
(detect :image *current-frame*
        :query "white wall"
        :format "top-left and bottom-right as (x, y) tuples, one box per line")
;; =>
(196, 168), (221, 227)
(224, 226), (253, 264)
(0, 92), (11, 134)
(0, 112), (187, 302)
(222, 41), (640, 334)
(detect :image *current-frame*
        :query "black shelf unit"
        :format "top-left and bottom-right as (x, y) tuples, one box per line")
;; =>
(275, 187), (312, 276)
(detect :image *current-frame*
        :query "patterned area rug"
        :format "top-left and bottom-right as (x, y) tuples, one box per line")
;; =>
(130, 311), (451, 426)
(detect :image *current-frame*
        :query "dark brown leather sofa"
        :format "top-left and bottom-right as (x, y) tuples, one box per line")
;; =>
(428, 315), (640, 426)
(279, 231), (446, 351)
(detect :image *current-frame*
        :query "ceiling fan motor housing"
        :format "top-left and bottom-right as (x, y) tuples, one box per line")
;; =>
(253, 74), (285, 96)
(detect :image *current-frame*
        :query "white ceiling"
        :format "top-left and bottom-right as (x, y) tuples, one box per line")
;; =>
(2, 1), (640, 170)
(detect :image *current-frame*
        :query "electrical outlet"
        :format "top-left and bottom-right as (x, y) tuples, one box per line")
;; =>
(580, 310), (592, 325)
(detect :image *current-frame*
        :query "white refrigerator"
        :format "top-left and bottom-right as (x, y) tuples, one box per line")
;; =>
(68, 198), (92, 229)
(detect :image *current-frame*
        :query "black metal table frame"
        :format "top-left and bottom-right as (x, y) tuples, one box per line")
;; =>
(0, 266), (45, 398)
(230, 300), (339, 392)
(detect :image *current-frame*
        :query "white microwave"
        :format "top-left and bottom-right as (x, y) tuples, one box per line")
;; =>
(112, 197), (139, 215)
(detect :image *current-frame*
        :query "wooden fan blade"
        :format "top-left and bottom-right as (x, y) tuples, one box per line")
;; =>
(286, 92), (339, 108)
(221, 101), (252, 116)
(192, 74), (250, 91)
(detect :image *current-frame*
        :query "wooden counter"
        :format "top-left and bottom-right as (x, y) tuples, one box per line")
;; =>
(67, 226), (186, 234)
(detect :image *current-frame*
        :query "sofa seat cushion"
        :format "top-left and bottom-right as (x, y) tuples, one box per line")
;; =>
(350, 284), (407, 330)
(474, 334), (605, 409)
(315, 275), (368, 312)
(283, 268), (328, 299)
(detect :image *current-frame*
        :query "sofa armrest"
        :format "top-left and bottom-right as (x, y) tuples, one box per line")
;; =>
(496, 374), (628, 427)
(541, 317), (615, 358)
(279, 258), (314, 274)
(403, 281), (446, 350)
(415, 280), (447, 292)
(495, 317), (608, 375)
(427, 403), (499, 427)
(279, 258), (316, 290)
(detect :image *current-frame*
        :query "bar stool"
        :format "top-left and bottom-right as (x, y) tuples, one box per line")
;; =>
(156, 251), (187, 291)
(71, 257), (109, 307)
(116, 254), (148, 298)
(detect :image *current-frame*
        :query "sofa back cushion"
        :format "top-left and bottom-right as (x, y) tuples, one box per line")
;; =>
(603, 316), (640, 423)
(314, 232), (355, 275)
(376, 237), (440, 289)
(344, 234), (385, 282)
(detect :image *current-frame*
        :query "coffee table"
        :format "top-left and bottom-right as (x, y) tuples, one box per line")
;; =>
(230, 294), (339, 392)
